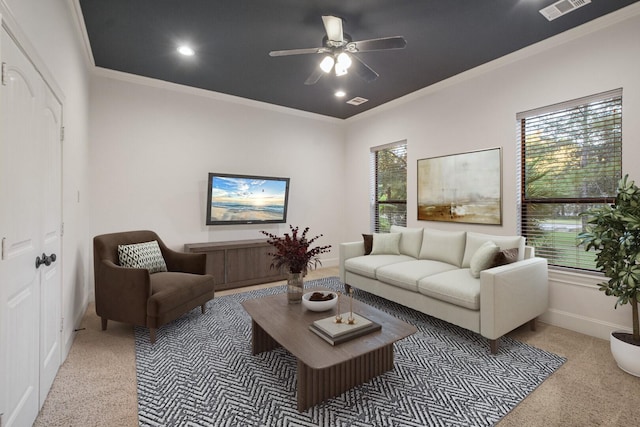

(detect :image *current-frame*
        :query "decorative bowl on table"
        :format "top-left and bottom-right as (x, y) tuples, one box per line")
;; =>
(302, 291), (338, 312)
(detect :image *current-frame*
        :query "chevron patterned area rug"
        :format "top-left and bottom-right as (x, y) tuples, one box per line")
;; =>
(135, 276), (565, 426)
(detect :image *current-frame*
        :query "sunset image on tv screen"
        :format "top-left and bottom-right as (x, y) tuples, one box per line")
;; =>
(208, 175), (289, 224)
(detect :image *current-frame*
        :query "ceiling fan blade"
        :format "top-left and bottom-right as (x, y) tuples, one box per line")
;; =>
(351, 56), (379, 83)
(269, 47), (326, 57)
(304, 67), (324, 85)
(322, 15), (344, 43)
(350, 36), (407, 52)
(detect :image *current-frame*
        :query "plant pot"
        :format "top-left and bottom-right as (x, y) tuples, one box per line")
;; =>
(287, 272), (304, 304)
(610, 331), (640, 377)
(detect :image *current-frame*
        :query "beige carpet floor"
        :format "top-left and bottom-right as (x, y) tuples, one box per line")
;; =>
(34, 267), (640, 426)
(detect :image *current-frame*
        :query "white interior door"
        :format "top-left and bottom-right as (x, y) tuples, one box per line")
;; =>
(38, 78), (62, 405)
(0, 27), (62, 427)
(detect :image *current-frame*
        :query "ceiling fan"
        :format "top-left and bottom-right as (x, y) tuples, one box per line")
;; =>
(269, 15), (406, 85)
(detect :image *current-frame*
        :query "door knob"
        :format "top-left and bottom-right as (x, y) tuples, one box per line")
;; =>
(45, 253), (57, 266)
(35, 253), (57, 269)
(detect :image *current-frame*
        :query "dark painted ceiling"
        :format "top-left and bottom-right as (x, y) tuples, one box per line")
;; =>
(78, 0), (639, 119)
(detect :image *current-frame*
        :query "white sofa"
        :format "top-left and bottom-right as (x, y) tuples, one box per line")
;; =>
(339, 226), (549, 354)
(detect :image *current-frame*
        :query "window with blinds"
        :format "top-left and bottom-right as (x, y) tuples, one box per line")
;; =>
(370, 141), (407, 233)
(517, 89), (622, 271)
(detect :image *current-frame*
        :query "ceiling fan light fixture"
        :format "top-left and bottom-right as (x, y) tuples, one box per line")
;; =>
(319, 56), (335, 73)
(334, 61), (348, 76)
(270, 15), (405, 86)
(337, 52), (352, 69)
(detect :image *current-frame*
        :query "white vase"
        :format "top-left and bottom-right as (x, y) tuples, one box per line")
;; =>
(610, 331), (640, 377)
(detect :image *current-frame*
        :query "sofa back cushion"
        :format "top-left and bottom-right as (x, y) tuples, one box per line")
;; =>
(461, 232), (525, 268)
(390, 225), (423, 259)
(419, 228), (466, 267)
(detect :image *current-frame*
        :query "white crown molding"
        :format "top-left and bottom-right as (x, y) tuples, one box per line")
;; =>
(91, 66), (344, 124)
(346, 2), (640, 123)
(69, 0), (95, 69)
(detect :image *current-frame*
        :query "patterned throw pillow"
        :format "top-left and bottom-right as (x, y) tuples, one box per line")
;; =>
(118, 240), (168, 274)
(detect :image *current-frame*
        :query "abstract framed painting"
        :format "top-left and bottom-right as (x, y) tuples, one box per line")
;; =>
(417, 147), (502, 224)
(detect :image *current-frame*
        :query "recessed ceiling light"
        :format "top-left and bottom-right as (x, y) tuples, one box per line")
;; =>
(177, 45), (195, 56)
(335, 90), (346, 98)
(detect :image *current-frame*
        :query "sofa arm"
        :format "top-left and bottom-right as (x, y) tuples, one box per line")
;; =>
(95, 260), (151, 324)
(479, 257), (548, 340)
(523, 245), (535, 259)
(339, 241), (365, 283)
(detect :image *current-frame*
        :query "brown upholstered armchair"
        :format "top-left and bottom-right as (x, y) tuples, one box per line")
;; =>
(93, 230), (215, 343)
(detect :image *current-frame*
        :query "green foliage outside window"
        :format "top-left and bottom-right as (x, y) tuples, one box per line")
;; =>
(373, 143), (407, 233)
(521, 91), (622, 270)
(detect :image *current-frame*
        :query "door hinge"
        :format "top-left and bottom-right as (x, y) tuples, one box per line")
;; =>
(1, 62), (6, 85)
(1, 237), (5, 261)
(60, 126), (65, 142)
(60, 317), (64, 333)
(61, 222), (65, 237)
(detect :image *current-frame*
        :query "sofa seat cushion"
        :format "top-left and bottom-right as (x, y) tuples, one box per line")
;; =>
(418, 269), (481, 310)
(344, 255), (415, 279)
(148, 272), (215, 317)
(376, 260), (458, 292)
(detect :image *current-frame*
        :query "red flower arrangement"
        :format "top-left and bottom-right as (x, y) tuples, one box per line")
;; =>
(261, 225), (331, 274)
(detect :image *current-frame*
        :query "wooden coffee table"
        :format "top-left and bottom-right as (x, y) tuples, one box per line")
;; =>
(241, 288), (417, 411)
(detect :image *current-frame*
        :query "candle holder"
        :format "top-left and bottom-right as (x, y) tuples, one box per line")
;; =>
(334, 291), (343, 323)
(347, 288), (356, 324)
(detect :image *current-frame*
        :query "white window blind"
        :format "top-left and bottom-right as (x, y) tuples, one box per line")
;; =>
(370, 141), (407, 233)
(517, 89), (622, 270)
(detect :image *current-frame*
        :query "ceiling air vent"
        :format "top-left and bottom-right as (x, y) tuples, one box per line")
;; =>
(347, 97), (368, 106)
(540, 0), (591, 21)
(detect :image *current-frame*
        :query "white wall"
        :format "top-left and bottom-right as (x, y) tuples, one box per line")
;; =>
(89, 75), (345, 267)
(343, 7), (640, 339)
(1, 0), (91, 355)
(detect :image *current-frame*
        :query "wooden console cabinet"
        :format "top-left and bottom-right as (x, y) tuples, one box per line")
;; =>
(184, 239), (286, 291)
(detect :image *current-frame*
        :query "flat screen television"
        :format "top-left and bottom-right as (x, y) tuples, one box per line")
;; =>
(206, 173), (290, 225)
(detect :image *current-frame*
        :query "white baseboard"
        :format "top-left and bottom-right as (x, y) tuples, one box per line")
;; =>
(63, 296), (89, 359)
(323, 257), (339, 268)
(540, 308), (631, 341)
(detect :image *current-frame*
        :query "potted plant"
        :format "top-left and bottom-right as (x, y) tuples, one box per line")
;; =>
(578, 174), (640, 376)
(261, 225), (331, 304)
